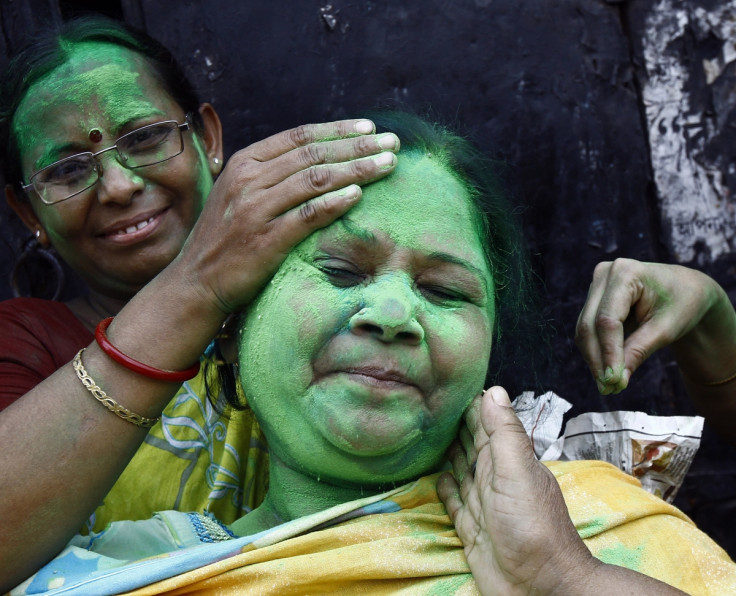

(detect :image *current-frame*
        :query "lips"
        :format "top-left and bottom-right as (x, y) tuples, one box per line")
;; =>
(322, 364), (427, 399)
(340, 366), (416, 387)
(112, 216), (156, 236)
(98, 208), (167, 243)
(313, 342), (430, 398)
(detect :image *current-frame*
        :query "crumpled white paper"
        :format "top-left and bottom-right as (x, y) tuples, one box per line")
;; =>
(512, 391), (704, 503)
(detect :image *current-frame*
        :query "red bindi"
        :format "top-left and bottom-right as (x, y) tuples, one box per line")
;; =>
(89, 129), (102, 143)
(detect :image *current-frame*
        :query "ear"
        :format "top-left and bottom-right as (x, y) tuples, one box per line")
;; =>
(5, 184), (50, 247)
(198, 103), (224, 176)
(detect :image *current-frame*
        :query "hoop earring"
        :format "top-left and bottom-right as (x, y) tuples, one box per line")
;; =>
(10, 234), (64, 300)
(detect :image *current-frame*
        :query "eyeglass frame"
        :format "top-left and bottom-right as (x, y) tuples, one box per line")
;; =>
(20, 113), (193, 205)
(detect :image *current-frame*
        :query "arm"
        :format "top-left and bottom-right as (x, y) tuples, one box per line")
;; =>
(574, 258), (736, 443)
(437, 387), (689, 596)
(0, 119), (398, 591)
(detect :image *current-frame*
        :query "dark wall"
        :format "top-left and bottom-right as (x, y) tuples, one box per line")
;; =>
(2, 0), (735, 554)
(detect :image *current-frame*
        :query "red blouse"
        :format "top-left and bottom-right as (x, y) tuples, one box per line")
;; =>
(0, 297), (92, 410)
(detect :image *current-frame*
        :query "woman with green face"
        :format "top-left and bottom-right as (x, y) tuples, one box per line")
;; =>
(0, 15), (399, 590)
(14, 114), (735, 595)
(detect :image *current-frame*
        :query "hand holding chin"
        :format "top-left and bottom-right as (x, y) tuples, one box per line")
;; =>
(437, 386), (598, 596)
(438, 386), (691, 595)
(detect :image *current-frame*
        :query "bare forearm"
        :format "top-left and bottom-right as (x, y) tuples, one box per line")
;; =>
(525, 546), (690, 596)
(550, 560), (689, 596)
(671, 283), (736, 444)
(0, 271), (225, 591)
(0, 369), (155, 590)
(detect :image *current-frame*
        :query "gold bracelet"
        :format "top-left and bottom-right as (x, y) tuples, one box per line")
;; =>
(72, 349), (160, 428)
(706, 369), (736, 387)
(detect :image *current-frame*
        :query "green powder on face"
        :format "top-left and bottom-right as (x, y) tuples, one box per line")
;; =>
(233, 151), (499, 529)
(239, 152), (494, 486)
(13, 43), (165, 170)
(190, 134), (214, 210)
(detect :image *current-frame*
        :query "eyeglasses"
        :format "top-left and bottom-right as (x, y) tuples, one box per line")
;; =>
(21, 114), (192, 205)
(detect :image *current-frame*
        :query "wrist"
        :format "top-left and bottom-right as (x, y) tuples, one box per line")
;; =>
(105, 263), (230, 373)
(167, 236), (248, 317)
(552, 557), (614, 596)
(672, 283), (736, 385)
(537, 546), (602, 596)
(159, 253), (235, 318)
(95, 317), (201, 382)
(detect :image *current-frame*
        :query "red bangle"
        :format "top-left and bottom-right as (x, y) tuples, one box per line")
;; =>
(95, 317), (200, 382)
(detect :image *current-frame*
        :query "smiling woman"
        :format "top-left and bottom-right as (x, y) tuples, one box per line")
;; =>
(12, 113), (736, 596)
(9, 42), (213, 296)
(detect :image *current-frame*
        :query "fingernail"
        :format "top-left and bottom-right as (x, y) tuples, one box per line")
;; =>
(354, 119), (374, 134)
(613, 369), (631, 394)
(377, 133), (399, 151)
(340, 184), (361, 201)
(603, 366), (616, 382)
(596, 379), (607, 394)
(373, 152), (396, 170)
(491, 387), (511, 407)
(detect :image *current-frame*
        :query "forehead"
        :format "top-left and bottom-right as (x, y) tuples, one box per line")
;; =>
(13, 42), (171, 161)
(319, 152), (488, 269)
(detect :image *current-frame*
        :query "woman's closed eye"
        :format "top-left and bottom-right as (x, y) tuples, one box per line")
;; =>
(316, 259), (365, 287)
(419, 284), (470, 305)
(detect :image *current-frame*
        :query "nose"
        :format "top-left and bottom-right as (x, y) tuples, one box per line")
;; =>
(349, 275), (425, 344)
(94, 150), (145, 206)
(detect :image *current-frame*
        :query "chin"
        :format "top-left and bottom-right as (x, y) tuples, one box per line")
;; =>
(320, 442), (448, 489)
(328, 462), (443, 491)
(325, 426), (423, 457)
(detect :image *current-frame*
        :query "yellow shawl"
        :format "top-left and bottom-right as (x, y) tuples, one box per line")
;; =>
(115, 461), (736, 595)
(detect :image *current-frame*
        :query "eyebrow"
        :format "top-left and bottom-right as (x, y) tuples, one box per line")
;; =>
(35, 142), (88, 170)
(425, 251), (488, 280)
(338, 217), (377, 243)
(337, 217), (488, 280)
